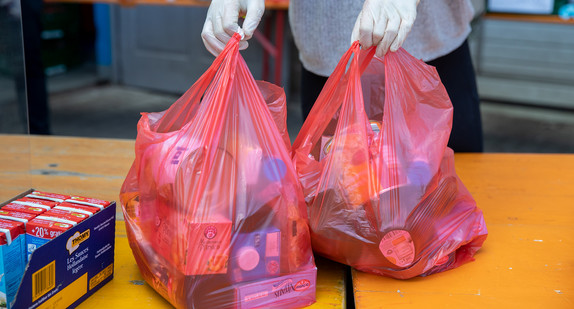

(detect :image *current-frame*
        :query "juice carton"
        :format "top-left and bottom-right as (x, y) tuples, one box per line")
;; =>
(40, 209), (89, 224)
(26, 217), (75, 258)
(1, 203), (46, 216)
(0, 210), (38, 263)
(55, 202), (99, 215)
(0, 219), (26, 309)
(0, 210), (37, 226)
(25, 191), (70, 203)
(230, 228), (281, 283)
(11, 198), (55, 211)
(64, 196), (110, 210)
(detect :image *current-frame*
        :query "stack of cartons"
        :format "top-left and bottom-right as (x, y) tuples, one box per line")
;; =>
(0, 190), (116, 308)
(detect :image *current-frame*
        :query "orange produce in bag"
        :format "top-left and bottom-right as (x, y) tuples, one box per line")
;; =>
(120, 33), (316, 308)
(292, 42), (487, 279)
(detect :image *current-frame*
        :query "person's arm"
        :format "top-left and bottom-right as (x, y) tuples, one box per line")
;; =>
(202, 0), (265, 56)
(351, 0), (420, 57)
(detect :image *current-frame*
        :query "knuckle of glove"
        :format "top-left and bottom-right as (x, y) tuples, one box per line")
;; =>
(402, 14), (416, 28)
(384, 27), (398, 39)
(222, 20), (237, 34)
(372, 26), (385, 41)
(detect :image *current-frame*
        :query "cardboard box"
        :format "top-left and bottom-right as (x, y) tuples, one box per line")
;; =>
(1, 189), (115, 309)
(26, 217), (76, 259)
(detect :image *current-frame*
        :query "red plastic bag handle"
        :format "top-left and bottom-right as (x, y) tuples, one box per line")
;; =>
(155, 33), (242, 133)
(291, 42), (375, 153)
(306, 43), (380, 229)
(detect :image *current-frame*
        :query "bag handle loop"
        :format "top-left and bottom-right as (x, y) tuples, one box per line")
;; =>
(292, 42), (375, 152)
(155, 34), (242, 133)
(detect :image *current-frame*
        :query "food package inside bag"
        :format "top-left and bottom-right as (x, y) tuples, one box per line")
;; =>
(120, 34), (316, 309)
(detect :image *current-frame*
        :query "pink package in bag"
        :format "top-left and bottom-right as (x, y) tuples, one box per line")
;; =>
(292, 42), (488, 279)
(120, 34), (316, 308)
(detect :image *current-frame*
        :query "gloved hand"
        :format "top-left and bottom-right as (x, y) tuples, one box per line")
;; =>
(202, 0), (265, 56)
(351, 0), (419, 57)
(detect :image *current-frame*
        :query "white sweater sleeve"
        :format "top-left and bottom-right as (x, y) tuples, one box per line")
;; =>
(289, 0), (475, 77)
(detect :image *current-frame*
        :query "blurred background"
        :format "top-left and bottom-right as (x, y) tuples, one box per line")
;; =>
(1, 0), (574, 152)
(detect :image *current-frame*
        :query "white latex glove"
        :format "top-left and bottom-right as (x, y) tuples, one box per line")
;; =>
(351, 0), (419, 57)
(202, 0), (265, 56)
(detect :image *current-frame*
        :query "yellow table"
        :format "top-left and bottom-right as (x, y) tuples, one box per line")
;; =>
(0, 134), (346, 308)
(5, 135), (572, 308)
(352, 154), (574, 308)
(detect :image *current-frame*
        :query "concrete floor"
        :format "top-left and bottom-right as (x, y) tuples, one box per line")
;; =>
(46, 71), (574, 154)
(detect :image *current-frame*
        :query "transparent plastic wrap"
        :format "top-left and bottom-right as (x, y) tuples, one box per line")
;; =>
(120, 34), (316, 308)
(292, 42), (487, 279)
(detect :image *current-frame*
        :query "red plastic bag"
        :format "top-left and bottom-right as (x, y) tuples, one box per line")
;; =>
(120, 33), (316, 308)
(292, 42), (487, 279)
